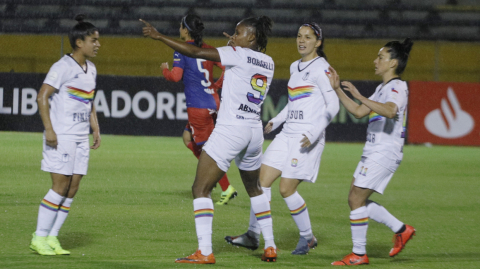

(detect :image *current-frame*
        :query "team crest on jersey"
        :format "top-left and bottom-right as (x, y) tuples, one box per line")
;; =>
(302, 72), (310, 81)
(291, 158), (298, 167)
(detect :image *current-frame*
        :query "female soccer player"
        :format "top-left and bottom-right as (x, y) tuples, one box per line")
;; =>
(225, 22), (339, 255)
(30, 15), (101, 256)
(161, 14), (237, 205)
(328, 38), (415, 266)
(142, 16), (277, 263)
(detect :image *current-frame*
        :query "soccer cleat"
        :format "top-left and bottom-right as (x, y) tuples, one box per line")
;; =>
(47, 235), (71, 255)
(225, 231), (260, 250)
(175, 249), (216, 264)
(332, 252), (369, 266)
(389, 224), (416, 257)
(291, 235), (318, 255)
(216, 185), (238, 205)
(261, 246), (277, 262)
(30, 232), (56, 256)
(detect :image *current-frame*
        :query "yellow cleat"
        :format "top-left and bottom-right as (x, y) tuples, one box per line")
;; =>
(30, 232), (56, 256)
(47, 235), (71, 255)
(215, 185), (238, 205)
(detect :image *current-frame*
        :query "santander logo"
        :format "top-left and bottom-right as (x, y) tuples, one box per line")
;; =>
(424, 87), (474, 139)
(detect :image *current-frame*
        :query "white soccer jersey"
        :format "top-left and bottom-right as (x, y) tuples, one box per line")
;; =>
(43, 55), (97, 141)
(216, 46), (274, 127)
(362, 78), (408, 163)
(282, 57), (338, 135)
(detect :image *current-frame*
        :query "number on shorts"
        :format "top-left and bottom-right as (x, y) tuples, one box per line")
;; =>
(247, 73), (267, 105)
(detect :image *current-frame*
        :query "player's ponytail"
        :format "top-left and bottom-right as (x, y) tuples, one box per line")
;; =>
(384, 38), (414, 75)
(182, 14), (205, 48)
(241, 16), (273, 53)
(69, 14), (98, 49)
(301, 22), (327, 60)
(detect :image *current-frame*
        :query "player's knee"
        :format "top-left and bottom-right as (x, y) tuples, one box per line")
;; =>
(278, 185), (294, 198)
(191, 183), (211, 199)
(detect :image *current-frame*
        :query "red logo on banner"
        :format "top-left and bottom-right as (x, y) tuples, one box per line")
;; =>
(408, 81), (480, 146)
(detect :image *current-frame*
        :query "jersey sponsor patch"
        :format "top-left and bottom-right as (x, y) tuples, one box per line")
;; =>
(48, 71), (58, 81)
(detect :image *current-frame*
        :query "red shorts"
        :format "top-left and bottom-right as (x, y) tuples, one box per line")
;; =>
(185, 107), (216, 146)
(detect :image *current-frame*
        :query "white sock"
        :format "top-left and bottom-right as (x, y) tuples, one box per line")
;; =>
(248, 187), (271, 236)
(350, 206), (368, 255)
(49, 198), (73, 237)
(284, 192), (313, 240)
(36, 189), (64, 237)
(262, 186), (271, 201)
(251, 194), (276, 249)
(366, 200), (404, 233)
(193, 198), (214, 256)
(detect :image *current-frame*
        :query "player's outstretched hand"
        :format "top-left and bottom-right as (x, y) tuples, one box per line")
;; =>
(161, 62), (169, 70)
(300, 134), (311, 148)
(327, 66), (341, 90)
(223, 32), (235, 47)
(140, 19), (161, 40)
(264, 121), (274, 134)
(91, 131), (101, 149)
(341, 81), (362, 100)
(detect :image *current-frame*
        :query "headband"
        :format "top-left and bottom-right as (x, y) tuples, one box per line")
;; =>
(301, 23), (322, 40)
(182, 16), (193, 32)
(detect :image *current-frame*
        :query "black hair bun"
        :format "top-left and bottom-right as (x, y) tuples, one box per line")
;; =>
(75, 14), (86, 23)
(402, 38), (414, 55)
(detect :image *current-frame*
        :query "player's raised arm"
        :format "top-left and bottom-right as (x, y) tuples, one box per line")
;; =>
(140, 19), (221, 62)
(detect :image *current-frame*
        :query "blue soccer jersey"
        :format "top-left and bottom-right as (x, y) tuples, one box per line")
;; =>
(172, 42), (222, 110)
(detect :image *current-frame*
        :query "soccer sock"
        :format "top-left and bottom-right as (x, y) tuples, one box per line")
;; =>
(36, 189), (64, 237)
(284, 192), (313, 240)
(366, 200), (404, 233)
(248, 187), (271, 236)
(187, 141), (202, 159)
(251, 194), (276, 249)
(49, 198), (73, 237)
(193, 198), (214, 256)
(350, 206), (369, 255)
(218, 174), (230, 192)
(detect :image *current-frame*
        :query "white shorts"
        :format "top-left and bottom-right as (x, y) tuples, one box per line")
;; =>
(353, 155), (398, 194)
(203, 124), (264, 172)
(41, 139), (90, 176)
(262, 132), (325, 183)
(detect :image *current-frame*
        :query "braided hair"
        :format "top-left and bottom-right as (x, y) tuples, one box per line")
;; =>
(68, 14), (98, 50)
(240, 16), (273, 53)
(182, 14), (205, 47)
(384, 38), (414, 75)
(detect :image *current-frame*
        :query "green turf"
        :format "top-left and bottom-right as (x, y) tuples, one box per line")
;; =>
(0, 131), (479, 268)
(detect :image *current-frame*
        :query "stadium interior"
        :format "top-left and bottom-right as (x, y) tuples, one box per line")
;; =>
(1, 0), (480, 40)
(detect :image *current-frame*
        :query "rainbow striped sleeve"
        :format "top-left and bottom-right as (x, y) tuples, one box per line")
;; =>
(368, 111), (383, 123)
(288, 85), (314, 101)
(194, 209), (214, 219)
(40, 199), (59, 212)
(67, 86), (95, 104)
(290, 203), (307, 216)
(255, 210), (272, 221)
(350, 217), (369, 226)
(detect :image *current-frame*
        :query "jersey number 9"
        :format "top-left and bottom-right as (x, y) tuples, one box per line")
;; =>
(247, 74), (267, 105)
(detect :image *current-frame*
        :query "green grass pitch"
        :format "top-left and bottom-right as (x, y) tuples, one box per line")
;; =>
(0, 131), (479, 268)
